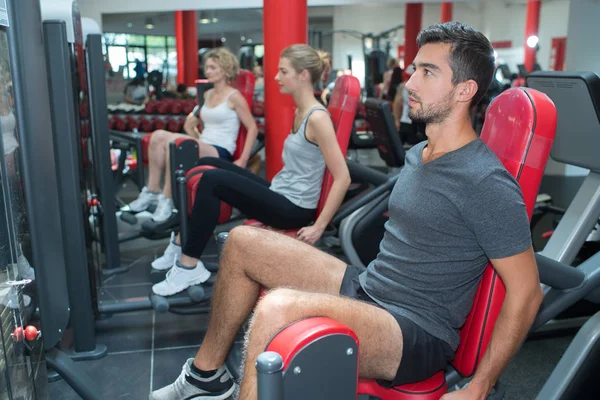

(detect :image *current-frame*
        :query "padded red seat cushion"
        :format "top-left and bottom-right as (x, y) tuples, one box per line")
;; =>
(141, 133), (151, 165)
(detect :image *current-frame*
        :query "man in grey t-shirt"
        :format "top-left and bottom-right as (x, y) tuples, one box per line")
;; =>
(151, 23), (544, 400)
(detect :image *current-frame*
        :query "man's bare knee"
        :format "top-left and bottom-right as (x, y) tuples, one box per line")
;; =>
(253, 288), (299, 328)
(223, 226), (257, 254)
(219, 226), (259, 272)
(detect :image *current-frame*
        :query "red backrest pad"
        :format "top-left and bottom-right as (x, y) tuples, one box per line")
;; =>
(316, 75), (361, 215)
(452, 88), (556, 377)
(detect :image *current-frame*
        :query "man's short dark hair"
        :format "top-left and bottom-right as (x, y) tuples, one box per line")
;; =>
(416, 22), (495, 107)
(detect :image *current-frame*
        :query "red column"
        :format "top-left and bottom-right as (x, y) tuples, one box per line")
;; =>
(263, 0), (307, 180)
(175, 10), (198, 86)
(441, 2), (453, 22)
(524, 0), (541, 72)
(404, 3), (423, 78)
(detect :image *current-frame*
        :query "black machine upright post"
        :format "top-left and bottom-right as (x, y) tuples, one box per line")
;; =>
(85, 34), (123, 274)
(7, 0), (69, 353)
(6, 0), (100, 398)
(42, 20), (107, 360)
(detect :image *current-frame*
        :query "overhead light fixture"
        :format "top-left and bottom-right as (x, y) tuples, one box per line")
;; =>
(127, 22), (133, 28)
(247, 38), (253, 44)
(145, 18), (154, 30)
(221, 37), (226, 43)
(212, 17), (219, 23)
(241, 36), (246, 41)
(199, 11), (211, 24)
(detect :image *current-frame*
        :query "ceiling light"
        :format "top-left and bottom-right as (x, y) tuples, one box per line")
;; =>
(212, 18), (219, 23)
(526, 35), (539, 48)
(127, 23), (133, 28)
(145, 18), (154, 30)
(247, 39), (253, 43)
(199, 18), (211, 24)
(241, 36), (246, 41)
(221, 37), (226, 43)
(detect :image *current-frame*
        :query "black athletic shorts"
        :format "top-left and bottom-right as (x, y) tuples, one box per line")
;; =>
(339, 264), (455, 386)
(212, 145), (233, 162)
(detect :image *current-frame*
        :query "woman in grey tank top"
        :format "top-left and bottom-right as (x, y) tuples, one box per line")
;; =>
(151, 44), (351, 298)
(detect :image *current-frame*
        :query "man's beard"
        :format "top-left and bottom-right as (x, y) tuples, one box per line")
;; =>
(408, 89), (455, 125)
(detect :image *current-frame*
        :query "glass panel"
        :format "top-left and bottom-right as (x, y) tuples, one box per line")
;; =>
(146, 47), (167, 74)
(112, 33), (128, 46)
(167, 36), (176, 46)
(127, 34), (145, 46)
(0, 27), (47, 400)
(146, 35), (166, 48)
(103, 32), (116, 45)
(107, 46), (127, 74)
(166, 49), (178, 87)
(127, 47), (146, 79)
(127, 63), (136, 80)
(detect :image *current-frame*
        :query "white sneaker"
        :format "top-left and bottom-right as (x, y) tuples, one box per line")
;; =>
(152, 194), (175, 222)
(128, 187), (160, 213)
(152, 261), (211, 296)
(149, 359), (235, 400)
(151, 232), (182, 270)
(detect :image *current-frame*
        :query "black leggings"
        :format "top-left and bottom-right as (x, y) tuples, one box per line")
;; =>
(183, 157), (317, 259)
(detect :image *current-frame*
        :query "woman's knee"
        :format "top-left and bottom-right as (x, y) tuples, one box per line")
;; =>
(150, 130), (171, 147)
(196, 169), (225, 190)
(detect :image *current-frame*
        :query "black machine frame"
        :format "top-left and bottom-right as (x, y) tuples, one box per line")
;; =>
(6, 0), (102, 398)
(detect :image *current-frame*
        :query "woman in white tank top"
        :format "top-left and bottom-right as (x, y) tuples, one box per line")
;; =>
(127, 48), (258, 223)
(149, 44), (351, 299)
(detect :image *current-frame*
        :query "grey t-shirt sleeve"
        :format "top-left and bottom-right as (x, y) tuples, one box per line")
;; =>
(461, 171), (532, 259)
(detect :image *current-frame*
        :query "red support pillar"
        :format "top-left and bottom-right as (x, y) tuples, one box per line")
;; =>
(404, 3), (423, 78)
(175, 10), (198, 86)
(441, 2), (453, 22)
(263, 0), (307, 180)
(524, 0), (541, 73)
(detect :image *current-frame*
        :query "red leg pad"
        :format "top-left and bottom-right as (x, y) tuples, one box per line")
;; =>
(185, 165), (233, 223)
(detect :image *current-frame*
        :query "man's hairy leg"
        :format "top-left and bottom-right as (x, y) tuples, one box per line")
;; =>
(192, 225), (348, 371)
(237, 288), (404, 400)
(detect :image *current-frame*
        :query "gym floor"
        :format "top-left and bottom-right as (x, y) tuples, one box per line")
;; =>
(48, 163), (578, 399)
